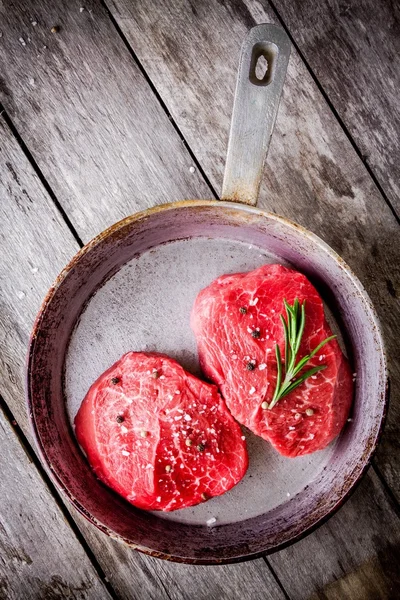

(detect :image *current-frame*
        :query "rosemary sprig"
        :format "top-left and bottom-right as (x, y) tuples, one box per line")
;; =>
(268, 298), (336, 410)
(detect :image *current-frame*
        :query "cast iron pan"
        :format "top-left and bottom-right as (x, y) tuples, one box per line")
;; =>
(27, 25), (387, 564)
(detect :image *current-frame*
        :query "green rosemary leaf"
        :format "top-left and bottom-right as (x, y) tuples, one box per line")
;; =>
(279, 365), (327, 400)
(308, 335), (337, 360)
(270, 344), (283, 407)
(281, 313), (290, 368)
(294, 301), (306, 356)
(269, 298), (336, 409)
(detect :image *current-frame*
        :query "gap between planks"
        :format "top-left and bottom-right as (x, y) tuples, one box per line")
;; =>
(0, 104), (84, 247)
(266, 0), (400, 226)
(0, 395), (122, 600)
(99, 0), (219, 201)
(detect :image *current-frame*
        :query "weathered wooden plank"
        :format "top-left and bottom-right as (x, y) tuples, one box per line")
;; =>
(105, 0), (400, 503)
(0, 115), (287, 599)
(270, 0), (400, 216)
(0, 0), (211, 243)
(0, 406), (112, 600)
(269, 467), (400, 599)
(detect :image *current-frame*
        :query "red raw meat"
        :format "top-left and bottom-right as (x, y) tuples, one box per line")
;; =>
(191, 264), (353, 457)
(75, 352), (248, 511)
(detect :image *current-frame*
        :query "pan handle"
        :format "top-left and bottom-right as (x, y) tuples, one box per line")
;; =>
(221, 24), (291, 206)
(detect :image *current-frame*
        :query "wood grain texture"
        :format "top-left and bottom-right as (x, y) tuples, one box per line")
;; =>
(271, 0), (400, 216)
(269, 468), (400, 599)
(105, 0), (400, 503)
(0, 0), (211, 243)
(0, 406), (112, 600)
(0, 116), (286, 599)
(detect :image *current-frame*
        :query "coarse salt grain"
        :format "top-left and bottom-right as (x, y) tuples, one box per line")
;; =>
(241, 436), (246, 440)
(184, 414), (191, 421)
(121, 450), (130, 456)
(258, 363), (266, 370)
(249, 387), (256, 395)
(206, 517), (217, 526)
(156, 496), (161, 502)
(120, 425), (128, 434)
(249, 297), (259, 306)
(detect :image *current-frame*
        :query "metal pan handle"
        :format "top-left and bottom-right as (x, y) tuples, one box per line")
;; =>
(221, 24), (291, 206)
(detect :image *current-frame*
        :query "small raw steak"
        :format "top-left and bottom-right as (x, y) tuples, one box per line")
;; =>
(191, 264), (353, 457)
(75, 352), (248, 511)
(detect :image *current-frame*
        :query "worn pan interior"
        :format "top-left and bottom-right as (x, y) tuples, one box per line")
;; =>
(27, 200), (387, 564)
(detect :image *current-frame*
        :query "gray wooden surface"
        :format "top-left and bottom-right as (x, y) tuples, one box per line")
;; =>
(0, 0), (399, 598)
(0, 404), (112, 600)
(271, 0), (400, 216)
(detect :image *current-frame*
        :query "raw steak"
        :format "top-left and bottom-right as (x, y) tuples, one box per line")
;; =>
(191, 264), (353, 457)
(75, 352), (248, 511)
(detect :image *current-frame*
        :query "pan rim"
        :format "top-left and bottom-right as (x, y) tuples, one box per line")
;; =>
(26, 199), (389, 563)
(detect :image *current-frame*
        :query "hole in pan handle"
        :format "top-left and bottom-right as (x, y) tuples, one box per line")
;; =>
(221, 24), (291, 207)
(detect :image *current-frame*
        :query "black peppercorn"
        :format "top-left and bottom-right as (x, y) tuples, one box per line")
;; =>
(246, 362), (255, 371)
(111, 377), (120, 385)
(239, 306), (247, 314)
(251, 329), (261, 339)
(116, 415), (124, 423)
(197, 443), (205, 452)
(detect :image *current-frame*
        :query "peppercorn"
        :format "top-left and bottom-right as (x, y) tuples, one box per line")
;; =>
(251, 329), (261, 339)
(197, 443), (205, 452)
(111, 377), (120, 385)
(152, 370), (160, 379)
(116, 415), (124, 423)
(51, 25), (60, 33)
(239, 306), (247, 314)
(246, 362), (255, 371)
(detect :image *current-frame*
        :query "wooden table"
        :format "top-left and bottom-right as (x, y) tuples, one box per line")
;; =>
(1, 1), (399, 598)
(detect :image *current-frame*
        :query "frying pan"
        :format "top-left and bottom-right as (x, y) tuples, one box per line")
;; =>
(27, 24), (387, 564)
